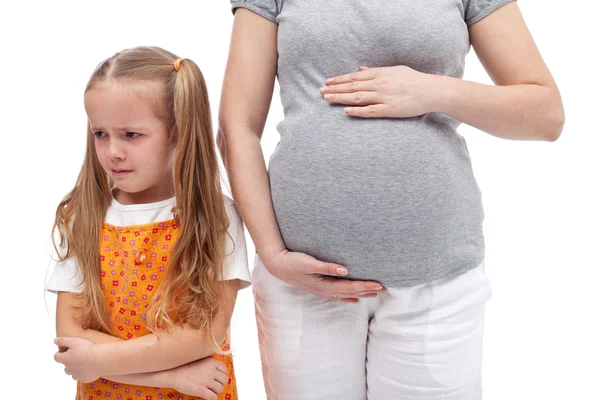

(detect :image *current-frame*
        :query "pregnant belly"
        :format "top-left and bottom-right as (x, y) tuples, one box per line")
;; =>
(267, 118), (484, 284)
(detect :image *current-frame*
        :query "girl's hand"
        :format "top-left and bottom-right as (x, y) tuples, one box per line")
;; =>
(54, 337), (100, 383)
(171, 357), (229, 400)
(264, 249), (385, 303)
(320, 66), (441, 118)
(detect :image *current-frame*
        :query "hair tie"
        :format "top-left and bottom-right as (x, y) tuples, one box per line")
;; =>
(173, 59), (182, 72)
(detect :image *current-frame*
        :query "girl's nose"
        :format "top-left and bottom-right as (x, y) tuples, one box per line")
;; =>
(108, 139), (126, 161)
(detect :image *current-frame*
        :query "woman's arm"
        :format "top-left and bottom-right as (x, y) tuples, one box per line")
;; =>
(217, 8), (385, 302)
(322, 2), (564, 142)
(55, 279), (239, 377)
(435, 2), (564, 141)
(217, 8), (284, 268)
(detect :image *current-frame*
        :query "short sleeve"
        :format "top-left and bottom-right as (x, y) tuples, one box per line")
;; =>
(463, 0), (516, 26)
(223, 203), (252, 290)
(46, 242), (85, 294)
(230, 0), (280, 24)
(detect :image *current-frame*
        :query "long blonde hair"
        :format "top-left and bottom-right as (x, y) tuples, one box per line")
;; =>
(52, 46), (230, 343)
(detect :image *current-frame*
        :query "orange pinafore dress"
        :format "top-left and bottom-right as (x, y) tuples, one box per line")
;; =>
(76, 219), (238, 400)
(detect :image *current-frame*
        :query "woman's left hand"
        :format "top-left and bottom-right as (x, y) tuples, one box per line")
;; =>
(320, 66), (441, 118)
(54, 337), (100, 383)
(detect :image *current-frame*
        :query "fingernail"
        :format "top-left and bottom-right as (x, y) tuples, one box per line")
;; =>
(319, 87), (327, 93)
(326, 78), (334, 84)
(324, 94), (334, 100)
(336, 267), (348, 276)
(376, 285), (385, 290)
(54, 338), (59, 344)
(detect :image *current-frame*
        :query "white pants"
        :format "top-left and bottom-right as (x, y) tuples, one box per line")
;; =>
(252, 254), (493, 400)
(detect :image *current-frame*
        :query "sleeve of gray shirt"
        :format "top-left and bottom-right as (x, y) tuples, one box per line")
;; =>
(463, 0), (517, 26)
(231, 0), (280, 24)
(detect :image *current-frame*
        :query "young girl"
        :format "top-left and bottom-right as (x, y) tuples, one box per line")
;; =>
(46, 46), (251, 400)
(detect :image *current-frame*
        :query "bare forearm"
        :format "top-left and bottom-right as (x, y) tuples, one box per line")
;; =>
(218, 8), (283, 267)
(89, 281), (237, 376)
(433, 75), (564, 141)
(64, 330), (180, 387)
(57, 309), (207, 376)
(58, 329), (177, 387)
(102, 369), (174, 388)
(91, 326), (217, 375)
(58, 327), (121, 344)
(218, 128), (286, 265)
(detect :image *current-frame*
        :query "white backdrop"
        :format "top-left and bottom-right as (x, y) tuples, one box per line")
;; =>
(0, 1), (598, 399)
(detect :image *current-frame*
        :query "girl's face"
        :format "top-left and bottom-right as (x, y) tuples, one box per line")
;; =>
(84, 81), (173, 205)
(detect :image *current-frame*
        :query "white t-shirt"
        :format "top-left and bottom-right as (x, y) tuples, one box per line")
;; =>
(46, 194), (252, 293)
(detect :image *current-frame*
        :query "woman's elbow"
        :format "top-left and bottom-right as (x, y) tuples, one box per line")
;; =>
(543, 88), (565, 142)
(544, 104), (565, 142)
(531, 88), (564, 142)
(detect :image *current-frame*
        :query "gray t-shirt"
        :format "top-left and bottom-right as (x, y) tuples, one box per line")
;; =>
(231, 0), (516, 287)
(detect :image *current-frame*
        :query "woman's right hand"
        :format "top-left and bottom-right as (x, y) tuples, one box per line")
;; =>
(171, 357), (228, 400)
(263, 249), (385, 303)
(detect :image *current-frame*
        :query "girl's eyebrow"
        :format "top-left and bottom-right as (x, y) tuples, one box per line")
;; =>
(89, 126), (147, 132)
(116, 126), (146, 132)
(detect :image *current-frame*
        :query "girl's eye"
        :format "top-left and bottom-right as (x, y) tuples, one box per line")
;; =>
(126, 132), (141, 138)
(93, 131), (106, 138)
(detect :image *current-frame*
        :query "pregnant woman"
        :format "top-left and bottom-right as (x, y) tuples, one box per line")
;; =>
(218, 0), (564, 398)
